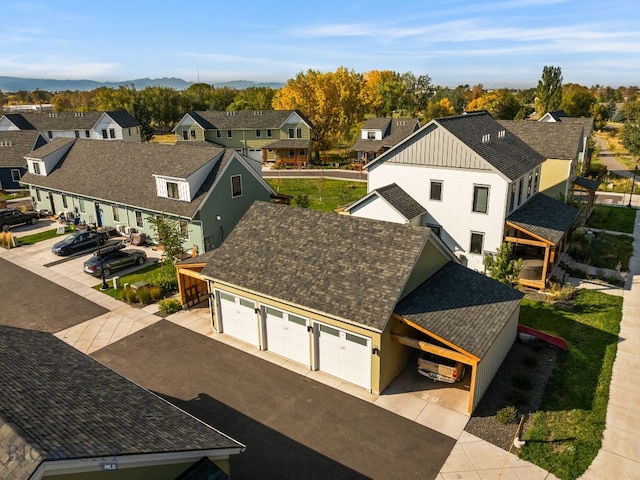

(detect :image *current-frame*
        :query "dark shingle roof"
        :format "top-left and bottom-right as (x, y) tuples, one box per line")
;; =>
(2, 113), (36, 130)
(507, 193), (579, 245)
(498, 120), (584, 160)
(351, 118), (420, 153)
(200, 201), (433, 331)
(20, 139), (229, 218)
(0, 131), (47, 167)
(435, 111), (545, 180)
(348, 183), (426, 220)
(0, 325), (243, 475)
(395, 261), (523, 358)
(5, 110), (140, 130)
(573, 175), (602, 191)
(186, 110), (312, 130)
(263, 139), (310, 149)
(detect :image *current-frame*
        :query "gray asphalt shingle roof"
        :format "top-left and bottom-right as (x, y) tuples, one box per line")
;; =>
(435, 111), (545, 180)
(0, 131), (47, 167)
(498, 120), (584, 160)
(351, 118), (420, 153)
(348, 183), (426, 220)
(187, 110), (313, 130)
(507, 192), (579, 245)
(0, 325), (243, 477)
(3, 110), (140, 130)
(20, 139), (229, 218)
(200, 201), (432, 331)
(395, 261), (523, 358)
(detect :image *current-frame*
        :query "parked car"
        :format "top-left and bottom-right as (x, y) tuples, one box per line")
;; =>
(0, 208), (40, 232)
(51, 230), (109, 256)
(83, 249), (147, 277)
(417, 351), (466, 383)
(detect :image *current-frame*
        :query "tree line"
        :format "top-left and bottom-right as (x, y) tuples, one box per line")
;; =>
(2, 66), (640, 161)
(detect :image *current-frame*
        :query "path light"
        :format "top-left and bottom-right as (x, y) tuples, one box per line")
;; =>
(628, 166), (638, 208)
(92, 223), (109, 290)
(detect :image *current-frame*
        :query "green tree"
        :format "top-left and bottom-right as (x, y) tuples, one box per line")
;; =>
(561, 87), (596, 117)
(146, 215), (185, 264)
(181, 83), (217, 111)
(534, 66), (563, 116)
(0, 89), (5, 109)
(228, 87), (275, 111)
(621, 121), (640, 161)
(210, 86), (238, 111)
(485, 89), (522, 120)
(399, 72), (434, 117)
(484, 242), (523, 287)
(621, 96), (640, 122)
(92, 85), (136, 112)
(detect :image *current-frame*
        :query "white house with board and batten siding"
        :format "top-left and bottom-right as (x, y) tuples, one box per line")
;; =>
(353, 111), (546, 272)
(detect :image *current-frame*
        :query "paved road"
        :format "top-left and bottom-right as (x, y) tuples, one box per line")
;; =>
(0, 257), (107, 332)
(262, 168), (367, 182)
(92, 321), (455, 480)
(594, 136), (633, 178)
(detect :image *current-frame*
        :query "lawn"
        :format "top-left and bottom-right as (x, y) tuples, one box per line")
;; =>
(15, 227), (73, 245)
(93, 262), (177, 303)
(518, 290), (622, 480)
(586, 205), (636, 233)
(568, 229), (634, 271)
(266, 178), (367, 211)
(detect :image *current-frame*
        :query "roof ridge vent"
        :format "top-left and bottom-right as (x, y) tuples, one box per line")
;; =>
(498, 129), (506, 139)
(481, 133), (491, 144)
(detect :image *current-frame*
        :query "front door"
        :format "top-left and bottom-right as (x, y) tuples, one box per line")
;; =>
(48, 192), (56, 215)
(94, 202), (102, 227)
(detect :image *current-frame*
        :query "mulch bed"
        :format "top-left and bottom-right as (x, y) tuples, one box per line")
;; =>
(464, 290), (562, 452)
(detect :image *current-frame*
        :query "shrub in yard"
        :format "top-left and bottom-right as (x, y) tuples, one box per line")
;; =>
(148, 265), (178, 292)
(147, 285), (163, 300)
(496, 405), (519, 425)
(137, 288), (152, 305)
(548, 282), (575, 301)
(158, 298), (182, 315)
(512, 373), (533, 390)
(122, 288), (138, 303)
(0, 232), (13, 249)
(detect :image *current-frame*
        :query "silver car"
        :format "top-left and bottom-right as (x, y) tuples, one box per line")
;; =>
(83, 249), (147, 277)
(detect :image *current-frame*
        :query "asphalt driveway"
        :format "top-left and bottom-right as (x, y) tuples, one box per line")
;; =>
(92, 320), (455, 479)
(0, 257), (107, 332)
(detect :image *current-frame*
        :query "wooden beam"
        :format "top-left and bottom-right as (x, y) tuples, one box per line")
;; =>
(175, 267), (207, 280)
(391, 333), (476, 365)
(505, 221), (555, 245)
(504, 236), (547, 247)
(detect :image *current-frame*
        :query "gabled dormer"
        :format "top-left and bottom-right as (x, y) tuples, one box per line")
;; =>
(25, 138), (75, 176)
(153, 153), (221, 201)
(361, 118), (391, 140)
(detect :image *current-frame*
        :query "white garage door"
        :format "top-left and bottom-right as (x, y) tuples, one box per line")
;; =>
(264, 307), (310, 365)
(316, 323), (371, 390)
(248, 149), (263, 161)
(218, 292), (259, 347)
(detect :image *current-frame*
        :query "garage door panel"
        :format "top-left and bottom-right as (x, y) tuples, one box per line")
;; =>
(219, 292), (259, 347)
(316, 323), (371, 390)
(265, 307), (310, 366)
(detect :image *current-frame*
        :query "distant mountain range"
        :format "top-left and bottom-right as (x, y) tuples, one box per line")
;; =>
(0, 76), (285, 92)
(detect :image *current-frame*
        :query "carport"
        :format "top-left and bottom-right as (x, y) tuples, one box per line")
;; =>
(391, 262), (524, 414)
(175, 261), (210, 308)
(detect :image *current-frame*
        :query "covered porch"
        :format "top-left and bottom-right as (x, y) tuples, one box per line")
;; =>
(505, 193), (580, 290)
(264, 139), (311, 167)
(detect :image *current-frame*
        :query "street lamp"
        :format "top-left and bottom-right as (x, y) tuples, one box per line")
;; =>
(92, 223), (109, 290)
(628, 166), (638, 208)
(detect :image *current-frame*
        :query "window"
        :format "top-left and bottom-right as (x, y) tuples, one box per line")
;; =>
(109, 128), (116, 139)
(472, 186), (489, 213)
(289, 149), (295, 158)
(267, 129), (272, 138)
(470, 232), (484, 254)
(296, 127), (302, 138)
(135, 211), (143, 228)
(74, 130), (80, 138)
(62, 195), (68, 208)
(288, 128), (294, 139)
(47, 131), (53, 139)
(190, 130), (196, 139)
(102, 129), (108, 139)
(216, 130), (222, 138)
(182, 130), (189, 140)
(231, 175), (242, 197)
(11, 170), (20, 182)
(367, 131), (376, 140)
(167, 181), (179, 199)
(179, 219), (189, 238)
(527, 174), (533, 198)
(299, 149), (306, 156)
(509, 183), (516, 212)
(256, 129), (261, 138)
(85, 130), (90, 138)
(112, 205), (120, 222)
(430, 180), (442, 201)
(33, 162), (41, 175)
(534, 169), (540, 192)
(517, 178), (524, 206)
(79, 198), (85, 213)
(128, 128), (131, 135)
(36, 189), (41, 202)
(227, 130), (233, 138)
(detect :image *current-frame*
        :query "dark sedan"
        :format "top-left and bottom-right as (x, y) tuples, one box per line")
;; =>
(51, 230), (108, 256)
(83, 249), (147, 277)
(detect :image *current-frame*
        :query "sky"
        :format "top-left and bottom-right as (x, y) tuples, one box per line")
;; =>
(2, 0), (639, 89)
